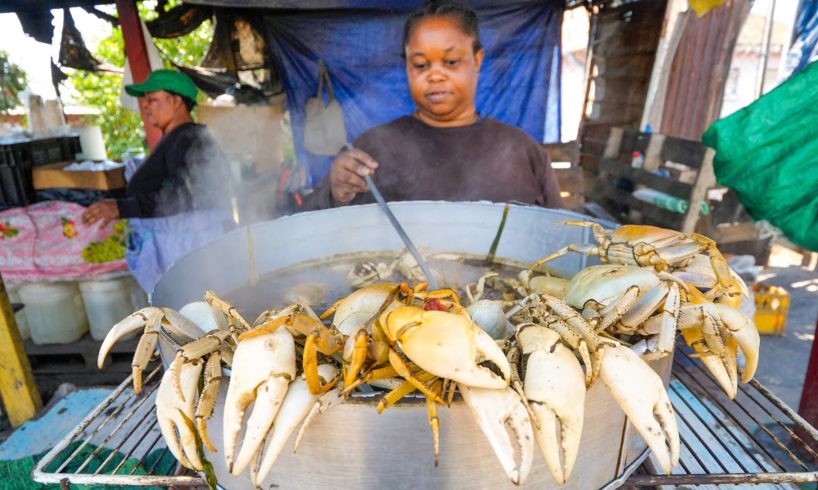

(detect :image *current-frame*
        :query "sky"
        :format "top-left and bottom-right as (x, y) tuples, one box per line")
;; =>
(0, 7), (113, 103)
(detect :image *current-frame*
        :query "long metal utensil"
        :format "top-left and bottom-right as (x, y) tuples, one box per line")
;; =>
(344, 143), (437, 289)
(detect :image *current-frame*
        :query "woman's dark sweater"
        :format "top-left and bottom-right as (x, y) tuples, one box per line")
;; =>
(302, 116), (563, 211)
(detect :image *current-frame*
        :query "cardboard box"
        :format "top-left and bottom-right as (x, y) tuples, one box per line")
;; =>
(32, 161), (126, 191)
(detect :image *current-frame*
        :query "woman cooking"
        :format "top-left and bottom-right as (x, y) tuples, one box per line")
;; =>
(82, 69), (228, 292)
(302, 1), (563, 210)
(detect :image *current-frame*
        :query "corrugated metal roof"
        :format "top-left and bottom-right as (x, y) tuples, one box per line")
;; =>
(659, 0), (751, 140)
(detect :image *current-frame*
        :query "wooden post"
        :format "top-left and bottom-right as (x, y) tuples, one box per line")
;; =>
(798, 314), (818, 428)
(681, 148), (716, 233)
(115, 0), (161, 149)
(603, 127), (625, 159)
(642, 133), (666, 171)
(0, 274), (42, 427)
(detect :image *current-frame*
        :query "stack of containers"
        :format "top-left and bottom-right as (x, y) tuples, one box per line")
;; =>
(18, 282), (88, 344)
(79, 275), (146, 341)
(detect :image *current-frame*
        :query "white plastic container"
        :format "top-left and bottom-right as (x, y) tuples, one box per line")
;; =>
(80, 276), (144, 341)
(5, 284), (31, 341)
(18, 282), (88, 345)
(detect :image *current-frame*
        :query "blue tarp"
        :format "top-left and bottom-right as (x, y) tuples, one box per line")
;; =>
(783, 0), (818, 78)
(263, 0), (563, 185)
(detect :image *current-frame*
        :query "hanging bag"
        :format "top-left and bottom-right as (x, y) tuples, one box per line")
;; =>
(304, 60), (347, 155)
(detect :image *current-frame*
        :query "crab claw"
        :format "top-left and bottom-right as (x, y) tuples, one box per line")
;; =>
(98, 308), (162, 370)
(155, 359), (204, 471)
(224, 326), (296, 476)
(253, 364), (339, 486)
(713, 303), (760, 383)
(382, 306), (510, 389)
(517, 325), (585, 485)
(459, 384), (534, 485)
(599, 344), (679, 474)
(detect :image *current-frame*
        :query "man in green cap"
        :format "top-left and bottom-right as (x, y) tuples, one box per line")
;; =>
(82, 69), (227, 292)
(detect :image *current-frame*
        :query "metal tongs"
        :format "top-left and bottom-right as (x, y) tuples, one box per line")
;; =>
(344, 143), (437, 289)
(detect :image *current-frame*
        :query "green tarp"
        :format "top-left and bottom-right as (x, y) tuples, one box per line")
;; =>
(0, 441), (176, 490)
(703, 60), (818, 252)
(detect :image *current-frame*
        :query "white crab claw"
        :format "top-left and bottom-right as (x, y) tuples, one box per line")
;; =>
(224, 327), (296, 476)
(458, 384), (534, 486)
(599, 344), (680, 474)
(383, 307), (511, 389)
(518, 325), (585, 485)
(253, 364), (339, 486)
(155, 359), (204, 471)
(713, 304), (760, 383)
(293, 387), (344, 453)
(98, 308), (162, 369)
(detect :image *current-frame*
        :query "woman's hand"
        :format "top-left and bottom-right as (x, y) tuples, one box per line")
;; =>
(329, 148), (379, 205)
(82, 200), (120, 228)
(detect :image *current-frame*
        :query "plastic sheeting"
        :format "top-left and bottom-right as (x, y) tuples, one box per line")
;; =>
(783, 0), (818, 78)
(702, 60), (818, 252)
(263, 1), (563, 184)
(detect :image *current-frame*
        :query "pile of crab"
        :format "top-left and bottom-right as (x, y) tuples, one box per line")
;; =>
(97, 222), (760, 488)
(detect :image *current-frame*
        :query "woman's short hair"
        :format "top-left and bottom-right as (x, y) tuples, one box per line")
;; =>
(179, 95), (196, 112)
(402, 1), (482, 57)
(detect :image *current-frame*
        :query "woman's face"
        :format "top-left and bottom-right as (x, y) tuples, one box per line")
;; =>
(405, 16), (484, 127)
(143, 90), (181, 131)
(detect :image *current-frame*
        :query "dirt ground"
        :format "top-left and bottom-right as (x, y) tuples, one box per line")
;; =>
(752, 260), (818, 409)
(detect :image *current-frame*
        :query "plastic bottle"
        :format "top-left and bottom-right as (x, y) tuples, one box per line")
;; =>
(632, 188), (709, 215)
(631, 151), (644, 169)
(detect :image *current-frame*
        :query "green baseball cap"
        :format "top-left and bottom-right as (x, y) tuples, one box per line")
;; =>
(125, 69), (199, 102)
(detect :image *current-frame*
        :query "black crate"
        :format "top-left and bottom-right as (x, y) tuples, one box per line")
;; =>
(0, 135), (79, 209)
(28, 135), (81, 167)
(0, 144), (36, 209)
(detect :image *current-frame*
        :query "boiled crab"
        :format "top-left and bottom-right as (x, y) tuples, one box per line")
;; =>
(530, 222), (749, 308)
(563, 264), (686, 356)
(514, 293), (680, 475)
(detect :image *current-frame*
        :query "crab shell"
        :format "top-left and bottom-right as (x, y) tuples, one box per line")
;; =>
(381, 305), (511, 389)
(564, 264), (662, 309)
(331, 283), (400, 336)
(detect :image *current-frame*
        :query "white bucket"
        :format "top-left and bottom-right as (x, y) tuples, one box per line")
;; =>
(19, 282), (88, 345)
(79, 276), (144, 341)
(5, 284), (30, 342)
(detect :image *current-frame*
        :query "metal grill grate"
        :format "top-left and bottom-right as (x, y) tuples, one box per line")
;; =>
(31, 364), (206, 487)
(31, 348), (818, 487)
(626, 347), (818, 486)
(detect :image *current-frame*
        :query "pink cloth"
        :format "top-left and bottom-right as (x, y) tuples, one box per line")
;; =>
(0, 202), (127, 283)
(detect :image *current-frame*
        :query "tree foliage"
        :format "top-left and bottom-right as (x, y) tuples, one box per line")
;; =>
(68, 2), (212, 158)
(0, 50), (28, 114)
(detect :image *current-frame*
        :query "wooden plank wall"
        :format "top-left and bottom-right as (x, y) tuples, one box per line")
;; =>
(579, 0), (669, 183)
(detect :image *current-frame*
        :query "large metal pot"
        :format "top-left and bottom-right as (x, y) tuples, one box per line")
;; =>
(152, 201), (667, 489)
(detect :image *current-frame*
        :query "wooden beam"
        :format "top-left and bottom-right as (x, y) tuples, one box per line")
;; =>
(0, 275), (42, 427)
(115, 0), (161, 149)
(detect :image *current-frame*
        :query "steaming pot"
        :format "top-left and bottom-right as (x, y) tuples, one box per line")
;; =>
(152, 201), (668, 489)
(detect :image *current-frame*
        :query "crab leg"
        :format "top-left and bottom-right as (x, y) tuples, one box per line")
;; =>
(426, 381), (442, 467)
(195, 352), (225, 453)
(387, 350), (446, 405)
